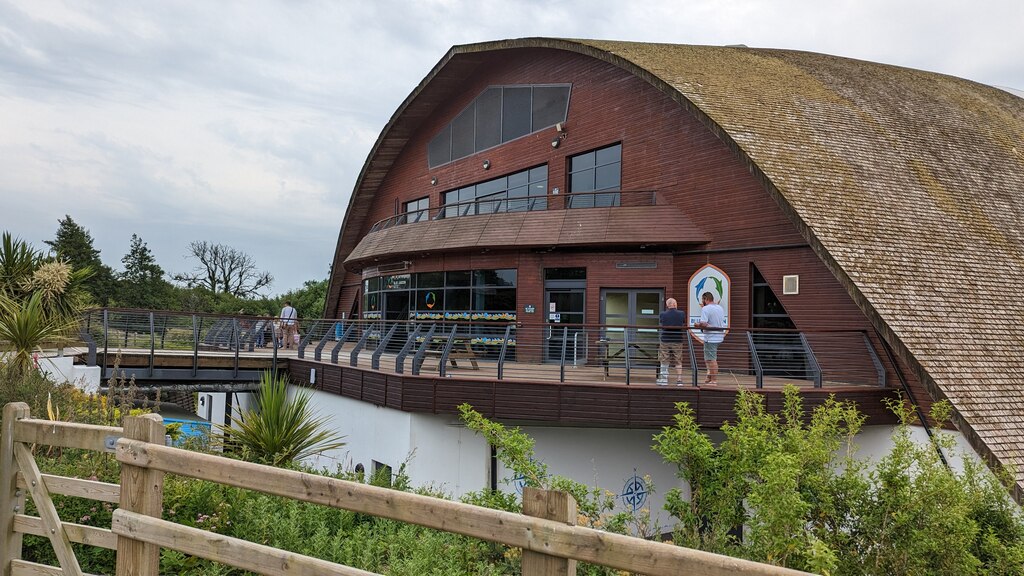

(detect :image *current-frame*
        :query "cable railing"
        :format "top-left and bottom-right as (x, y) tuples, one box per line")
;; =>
(79, 309), (889, 389)
(367, 190), (659, 233)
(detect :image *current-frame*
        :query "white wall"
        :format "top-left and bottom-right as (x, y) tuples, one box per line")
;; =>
(37, 355), (101, 393)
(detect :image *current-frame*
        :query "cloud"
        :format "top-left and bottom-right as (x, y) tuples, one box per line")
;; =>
(0, 0), (1020, 295)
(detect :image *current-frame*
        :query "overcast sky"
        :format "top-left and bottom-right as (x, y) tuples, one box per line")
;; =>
(1, 0), (1021, 296)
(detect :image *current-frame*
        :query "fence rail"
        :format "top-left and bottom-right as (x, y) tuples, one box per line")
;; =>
(1, 403), (812, 576)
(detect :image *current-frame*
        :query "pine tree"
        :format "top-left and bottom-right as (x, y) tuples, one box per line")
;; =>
(44, 215), (115, 305)
(118, 234), (172, 309)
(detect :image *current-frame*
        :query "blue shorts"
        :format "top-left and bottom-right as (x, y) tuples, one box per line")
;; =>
(704, 341), (720, 361)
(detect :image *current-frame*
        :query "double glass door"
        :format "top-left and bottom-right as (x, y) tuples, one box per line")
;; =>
(601, 289), (663, 366)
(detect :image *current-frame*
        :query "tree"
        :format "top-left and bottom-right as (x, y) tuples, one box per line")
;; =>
(44, 215), (115, 306)
(117, 234), (172, 309)
(277, 278), (328, 320)
(173, 241), (273, 298)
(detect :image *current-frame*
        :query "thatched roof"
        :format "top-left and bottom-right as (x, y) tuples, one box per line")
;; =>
(327, 38), (1024, 497)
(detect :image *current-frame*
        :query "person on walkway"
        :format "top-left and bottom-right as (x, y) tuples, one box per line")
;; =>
(694, 291), (725, 385)
(280, 301), (298, 350)
(658, 297), (687, 385)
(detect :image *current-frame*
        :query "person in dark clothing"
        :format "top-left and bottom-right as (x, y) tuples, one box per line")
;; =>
(658, 297), (687, 385)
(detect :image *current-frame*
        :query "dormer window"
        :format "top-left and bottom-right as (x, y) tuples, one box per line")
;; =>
(427, 84), (571, 168)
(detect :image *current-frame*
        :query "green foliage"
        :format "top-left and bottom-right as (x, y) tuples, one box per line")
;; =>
(653, 387), (1024, 575)
(216, 371), (346, 466)
(276, 278), (328, 320)
(44, 215), (116, 306)
(0, 292), (79, 369)
(116, 233), (173, 309)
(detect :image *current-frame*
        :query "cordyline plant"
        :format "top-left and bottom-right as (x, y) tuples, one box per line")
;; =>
(216, 370), (346, 467)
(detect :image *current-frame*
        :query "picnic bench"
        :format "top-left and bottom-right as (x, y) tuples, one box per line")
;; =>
(423, 339), (480, 370)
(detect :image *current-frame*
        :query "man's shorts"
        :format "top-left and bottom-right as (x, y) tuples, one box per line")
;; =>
(703, 341), (720, 361)
(659, 342), (684, 365)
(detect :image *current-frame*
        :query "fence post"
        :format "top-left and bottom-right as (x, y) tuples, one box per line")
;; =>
(1, 403), (30, 576)
(116, 413), (165, 576)
(521, 487), (577, 576)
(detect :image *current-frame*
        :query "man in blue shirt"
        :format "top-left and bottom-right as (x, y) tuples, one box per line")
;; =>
(658, 297), (687, 385)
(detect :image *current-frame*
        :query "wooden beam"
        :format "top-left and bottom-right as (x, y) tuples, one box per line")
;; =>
(14, 420), (122, 453)
(10, 558), (101, 576)
(2, 403), (30, 576)
(112, 510), (379, 576)
(17, 475), (119, 504)
(116, 439), (813, 576)
(14, 515), (117, 550)
(115, 415), (164, 576)
(12, 443), (83, 576)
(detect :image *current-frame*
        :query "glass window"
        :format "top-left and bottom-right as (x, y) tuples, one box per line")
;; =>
(402, 197), (429, 224)
(417, 271), (444, 288)
(439, 166), (547, 219)
(451, 107), (475, 160)
(415, 289), (443, 313)
(366, 277), (381, 292)
(427, 125), (451, 168)
(446, 270), (471, 286)
(363, 292), (380, 312)
(532, 86), (570, 130)
(544, 268), (586, 280)
(383, 274), (410, 291)
(474, 269), (517, 287)
(474, 288), (516, 311)
(569, 144), (621, 209)
(427, 84), (571, 168)
(475, 87), (502, 150)
(446, 288), (471, 310)
(502, 86), (532, 141)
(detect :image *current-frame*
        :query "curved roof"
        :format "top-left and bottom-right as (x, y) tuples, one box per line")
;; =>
(328, 38), (1024, 497)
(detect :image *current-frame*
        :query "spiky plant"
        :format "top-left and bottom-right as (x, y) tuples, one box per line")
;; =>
(0, 292), (77, 371)
(217, 371), (345, 467)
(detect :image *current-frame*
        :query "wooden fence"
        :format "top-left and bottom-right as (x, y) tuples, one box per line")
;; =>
(0, 402), (813, 576)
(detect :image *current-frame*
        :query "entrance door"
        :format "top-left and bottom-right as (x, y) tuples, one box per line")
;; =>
(601, 289), (664, 366)
(544, 289), (585, 363)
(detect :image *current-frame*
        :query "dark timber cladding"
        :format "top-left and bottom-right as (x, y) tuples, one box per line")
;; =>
(324, 38), (1024, 499)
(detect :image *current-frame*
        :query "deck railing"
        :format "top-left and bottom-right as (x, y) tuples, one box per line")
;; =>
(80, 309), (888, 389)
(1, 403), (813, 576)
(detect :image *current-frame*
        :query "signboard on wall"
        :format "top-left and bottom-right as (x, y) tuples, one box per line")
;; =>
(687, 264), (730, 342)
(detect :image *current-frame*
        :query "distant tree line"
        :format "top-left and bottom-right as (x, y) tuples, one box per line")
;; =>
(34, 215), (326, 318)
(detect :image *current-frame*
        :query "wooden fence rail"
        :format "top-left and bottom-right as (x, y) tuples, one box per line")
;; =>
(1, 402), (813, 576)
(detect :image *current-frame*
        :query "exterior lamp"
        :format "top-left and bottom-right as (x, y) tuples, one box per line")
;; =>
(482, 159), (491, 170)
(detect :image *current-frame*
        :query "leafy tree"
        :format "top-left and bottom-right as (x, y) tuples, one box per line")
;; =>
(276, 278), (328, 320)
(173, 241), (273, 298)
(117, 234), (173, 309)
(44, 215), (115, 305)
(216, 370), (345, 466)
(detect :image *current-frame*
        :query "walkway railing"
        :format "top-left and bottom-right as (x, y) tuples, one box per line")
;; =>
(1, 403), (813, 576)
(80, 309), (888, 388)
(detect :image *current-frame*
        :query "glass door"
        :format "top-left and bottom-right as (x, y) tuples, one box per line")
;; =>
(544, 289), (585, 363)
(601, 289), (664, 366)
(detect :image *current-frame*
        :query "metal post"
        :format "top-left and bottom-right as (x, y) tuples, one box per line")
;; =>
(439, 325), (458, 377)
(298, 320), (321, 359)
(687, 330), (698, 387)
(623, 328), (631, 385)
(372, 323), (399, 370)
(412, 324), (437, 376)
(497, 324), (512, 380)
(102, 309), (109, 381)
(747, 331), (763, 388)
(191, 315), (199, 378)
(232, 318), (240, 379)
(799, 333), (822, 388)
(148, 312), (155, 378)
(863, 333), (887, 387)
(559, 326), (568, 383)
(394, 325), (422, 374)
(330, 323), (358, 365)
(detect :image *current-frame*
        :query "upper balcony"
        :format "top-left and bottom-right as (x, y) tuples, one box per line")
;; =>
(343, 191), (709, 271)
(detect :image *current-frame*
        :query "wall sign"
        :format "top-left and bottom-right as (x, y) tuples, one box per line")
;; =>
(524, 304), (535, 313)
(687, 264), (730, 342)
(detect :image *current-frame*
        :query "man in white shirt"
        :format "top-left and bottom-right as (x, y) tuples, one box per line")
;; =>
(279, 301), (298, 349)
(694, 291), (725, 385)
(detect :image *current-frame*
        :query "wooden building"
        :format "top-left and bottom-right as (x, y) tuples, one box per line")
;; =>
(323, 38), (1024, 500)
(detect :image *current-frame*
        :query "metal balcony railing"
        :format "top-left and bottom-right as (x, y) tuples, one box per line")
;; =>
(78, 309), (889, 389)
(367, 190), (659, 233)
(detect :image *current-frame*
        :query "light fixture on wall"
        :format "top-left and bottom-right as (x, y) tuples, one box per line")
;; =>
(482, 159), (491, 170)
(552, 122), (567, 148)
(551, 137), (561, 148)
(430, 177), (438, 186)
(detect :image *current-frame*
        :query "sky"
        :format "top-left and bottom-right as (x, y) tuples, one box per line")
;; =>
(1, 0), (1021, 295)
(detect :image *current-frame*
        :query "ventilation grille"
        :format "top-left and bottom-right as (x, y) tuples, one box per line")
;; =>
(373, 261), (410, 275)
(782, 275), (799, 295)
(616, 262), (657, 269)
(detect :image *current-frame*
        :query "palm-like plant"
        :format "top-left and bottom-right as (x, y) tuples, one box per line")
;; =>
(218, 371), (345, 466)
(0, 292), (77, 371)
